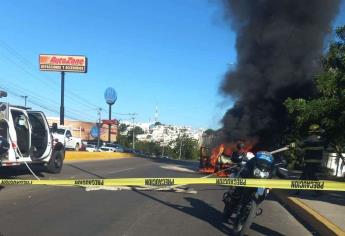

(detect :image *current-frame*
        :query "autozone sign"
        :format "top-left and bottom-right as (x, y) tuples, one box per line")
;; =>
(39, 54), (87, 73)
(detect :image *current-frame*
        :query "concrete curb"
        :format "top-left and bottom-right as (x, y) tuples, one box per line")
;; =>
(65, 151), (135, 162)
(273, 190), (345, 236)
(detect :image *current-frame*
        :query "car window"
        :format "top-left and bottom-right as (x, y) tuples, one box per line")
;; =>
(11, 110), (29, 130)
(66, 130), (72, 137)
(56, 129), (65, 135)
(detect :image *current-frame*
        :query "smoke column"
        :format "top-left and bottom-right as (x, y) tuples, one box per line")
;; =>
(220, 0), (340, 147)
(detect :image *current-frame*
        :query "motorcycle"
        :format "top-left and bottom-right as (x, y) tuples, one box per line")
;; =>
(222, 151), (287, 236)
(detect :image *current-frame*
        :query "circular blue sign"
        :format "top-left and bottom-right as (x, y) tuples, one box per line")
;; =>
(90, 126), (99, 138)
(104, 87), (117, 105)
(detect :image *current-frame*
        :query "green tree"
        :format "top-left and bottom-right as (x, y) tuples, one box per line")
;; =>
(127, 126), (145, 145)
(284, 26), (345, 175)
(171, 135), (199, 160)
(204, 129), (215, 136)
(118, 123), (129, 133)
(135, 141), (161, 155)
(117, 134), (130, 147)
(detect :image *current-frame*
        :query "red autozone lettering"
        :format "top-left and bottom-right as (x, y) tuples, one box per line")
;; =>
(216, 178), (247, 186)
(50, 56), (84, 65)
(145, 178), (175, 186)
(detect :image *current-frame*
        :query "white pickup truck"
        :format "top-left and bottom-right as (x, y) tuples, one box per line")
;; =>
(0, 92), (65, 173)
(52, 127), (82, 151)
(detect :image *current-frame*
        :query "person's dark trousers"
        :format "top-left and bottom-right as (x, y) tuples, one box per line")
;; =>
(301, 163), (318, 180)
(295, 163), (322, 196)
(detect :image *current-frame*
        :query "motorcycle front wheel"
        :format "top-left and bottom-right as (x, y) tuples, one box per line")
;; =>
(233, 200), (257, 236)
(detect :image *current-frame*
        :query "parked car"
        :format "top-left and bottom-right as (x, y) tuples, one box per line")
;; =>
(104, 143), (124, 152)
(99, 146), (116, 152)
(51, 127), (82, 151)
(124, 147), (134, 153)
(85, 144), (97, 152)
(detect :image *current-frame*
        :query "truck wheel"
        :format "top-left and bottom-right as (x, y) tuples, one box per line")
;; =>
(46, 150), (64, 174)
(75, 143), (80, 151)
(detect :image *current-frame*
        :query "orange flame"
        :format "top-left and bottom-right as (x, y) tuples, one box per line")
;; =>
(199, 139), (257, 176)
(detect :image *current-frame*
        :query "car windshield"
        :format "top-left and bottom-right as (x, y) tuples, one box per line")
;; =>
(55, 128), (65, 135)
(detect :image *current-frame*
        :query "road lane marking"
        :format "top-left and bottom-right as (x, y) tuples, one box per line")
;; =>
(159, 165), (196, 173)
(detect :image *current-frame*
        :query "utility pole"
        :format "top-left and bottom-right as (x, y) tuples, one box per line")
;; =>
(132, 115), (135, 150)
(60, 71), (65, 125)
(161, 130), (165, 156)
(178, 132), (182, 159)
(178, 128), (185, 159)
(20, 95), (28, 107)
(97, 108), (102, 149)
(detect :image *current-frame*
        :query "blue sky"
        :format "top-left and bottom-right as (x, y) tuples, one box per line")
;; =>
(0, 0), (344, 129)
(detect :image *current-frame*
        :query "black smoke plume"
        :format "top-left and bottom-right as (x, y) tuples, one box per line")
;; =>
(220, 0), (340, 147)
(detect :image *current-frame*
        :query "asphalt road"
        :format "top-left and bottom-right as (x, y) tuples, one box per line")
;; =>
(0, 157), (312, 236)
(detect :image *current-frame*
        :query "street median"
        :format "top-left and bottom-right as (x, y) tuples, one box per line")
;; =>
(273, 190), (345, 236)
(65, 151), (135, 162)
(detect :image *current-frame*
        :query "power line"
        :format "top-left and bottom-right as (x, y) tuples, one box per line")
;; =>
(0, 81), (93, 120)
(0, 85), (93, 121)
(0, 39), (105, 111)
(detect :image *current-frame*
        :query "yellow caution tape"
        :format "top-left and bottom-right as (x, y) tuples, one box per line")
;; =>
(1, 178), (345, 191)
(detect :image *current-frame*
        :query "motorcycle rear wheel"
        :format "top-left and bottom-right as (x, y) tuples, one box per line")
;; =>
(233, 200), (257, 236)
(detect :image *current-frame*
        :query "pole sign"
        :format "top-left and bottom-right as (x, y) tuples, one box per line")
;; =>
(102, 119), (118, 125)
(39, 54), (87, 73)
(90, 126), (99, 138)
(104, 87), (117, 105)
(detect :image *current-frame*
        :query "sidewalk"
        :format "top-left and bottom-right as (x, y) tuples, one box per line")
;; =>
(299, 191), (345, 231)
(273, 189), (345, 236)
(65, 151), (135, 162)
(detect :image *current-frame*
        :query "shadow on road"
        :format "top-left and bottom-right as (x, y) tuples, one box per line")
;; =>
(133, 189), (286, 236)
(133, 189), (231, 235)
(0, 165), (46, 178)
(66, 163), (104, 179)
(250, 223), (285, 236)
(0, 165), (46, 190)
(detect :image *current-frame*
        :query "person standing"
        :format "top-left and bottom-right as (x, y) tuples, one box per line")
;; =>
(300, 124), (325, 181)
(295, 124), (326, 196)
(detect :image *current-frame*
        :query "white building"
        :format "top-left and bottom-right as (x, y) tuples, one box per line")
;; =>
(120, 120), (204, 147)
